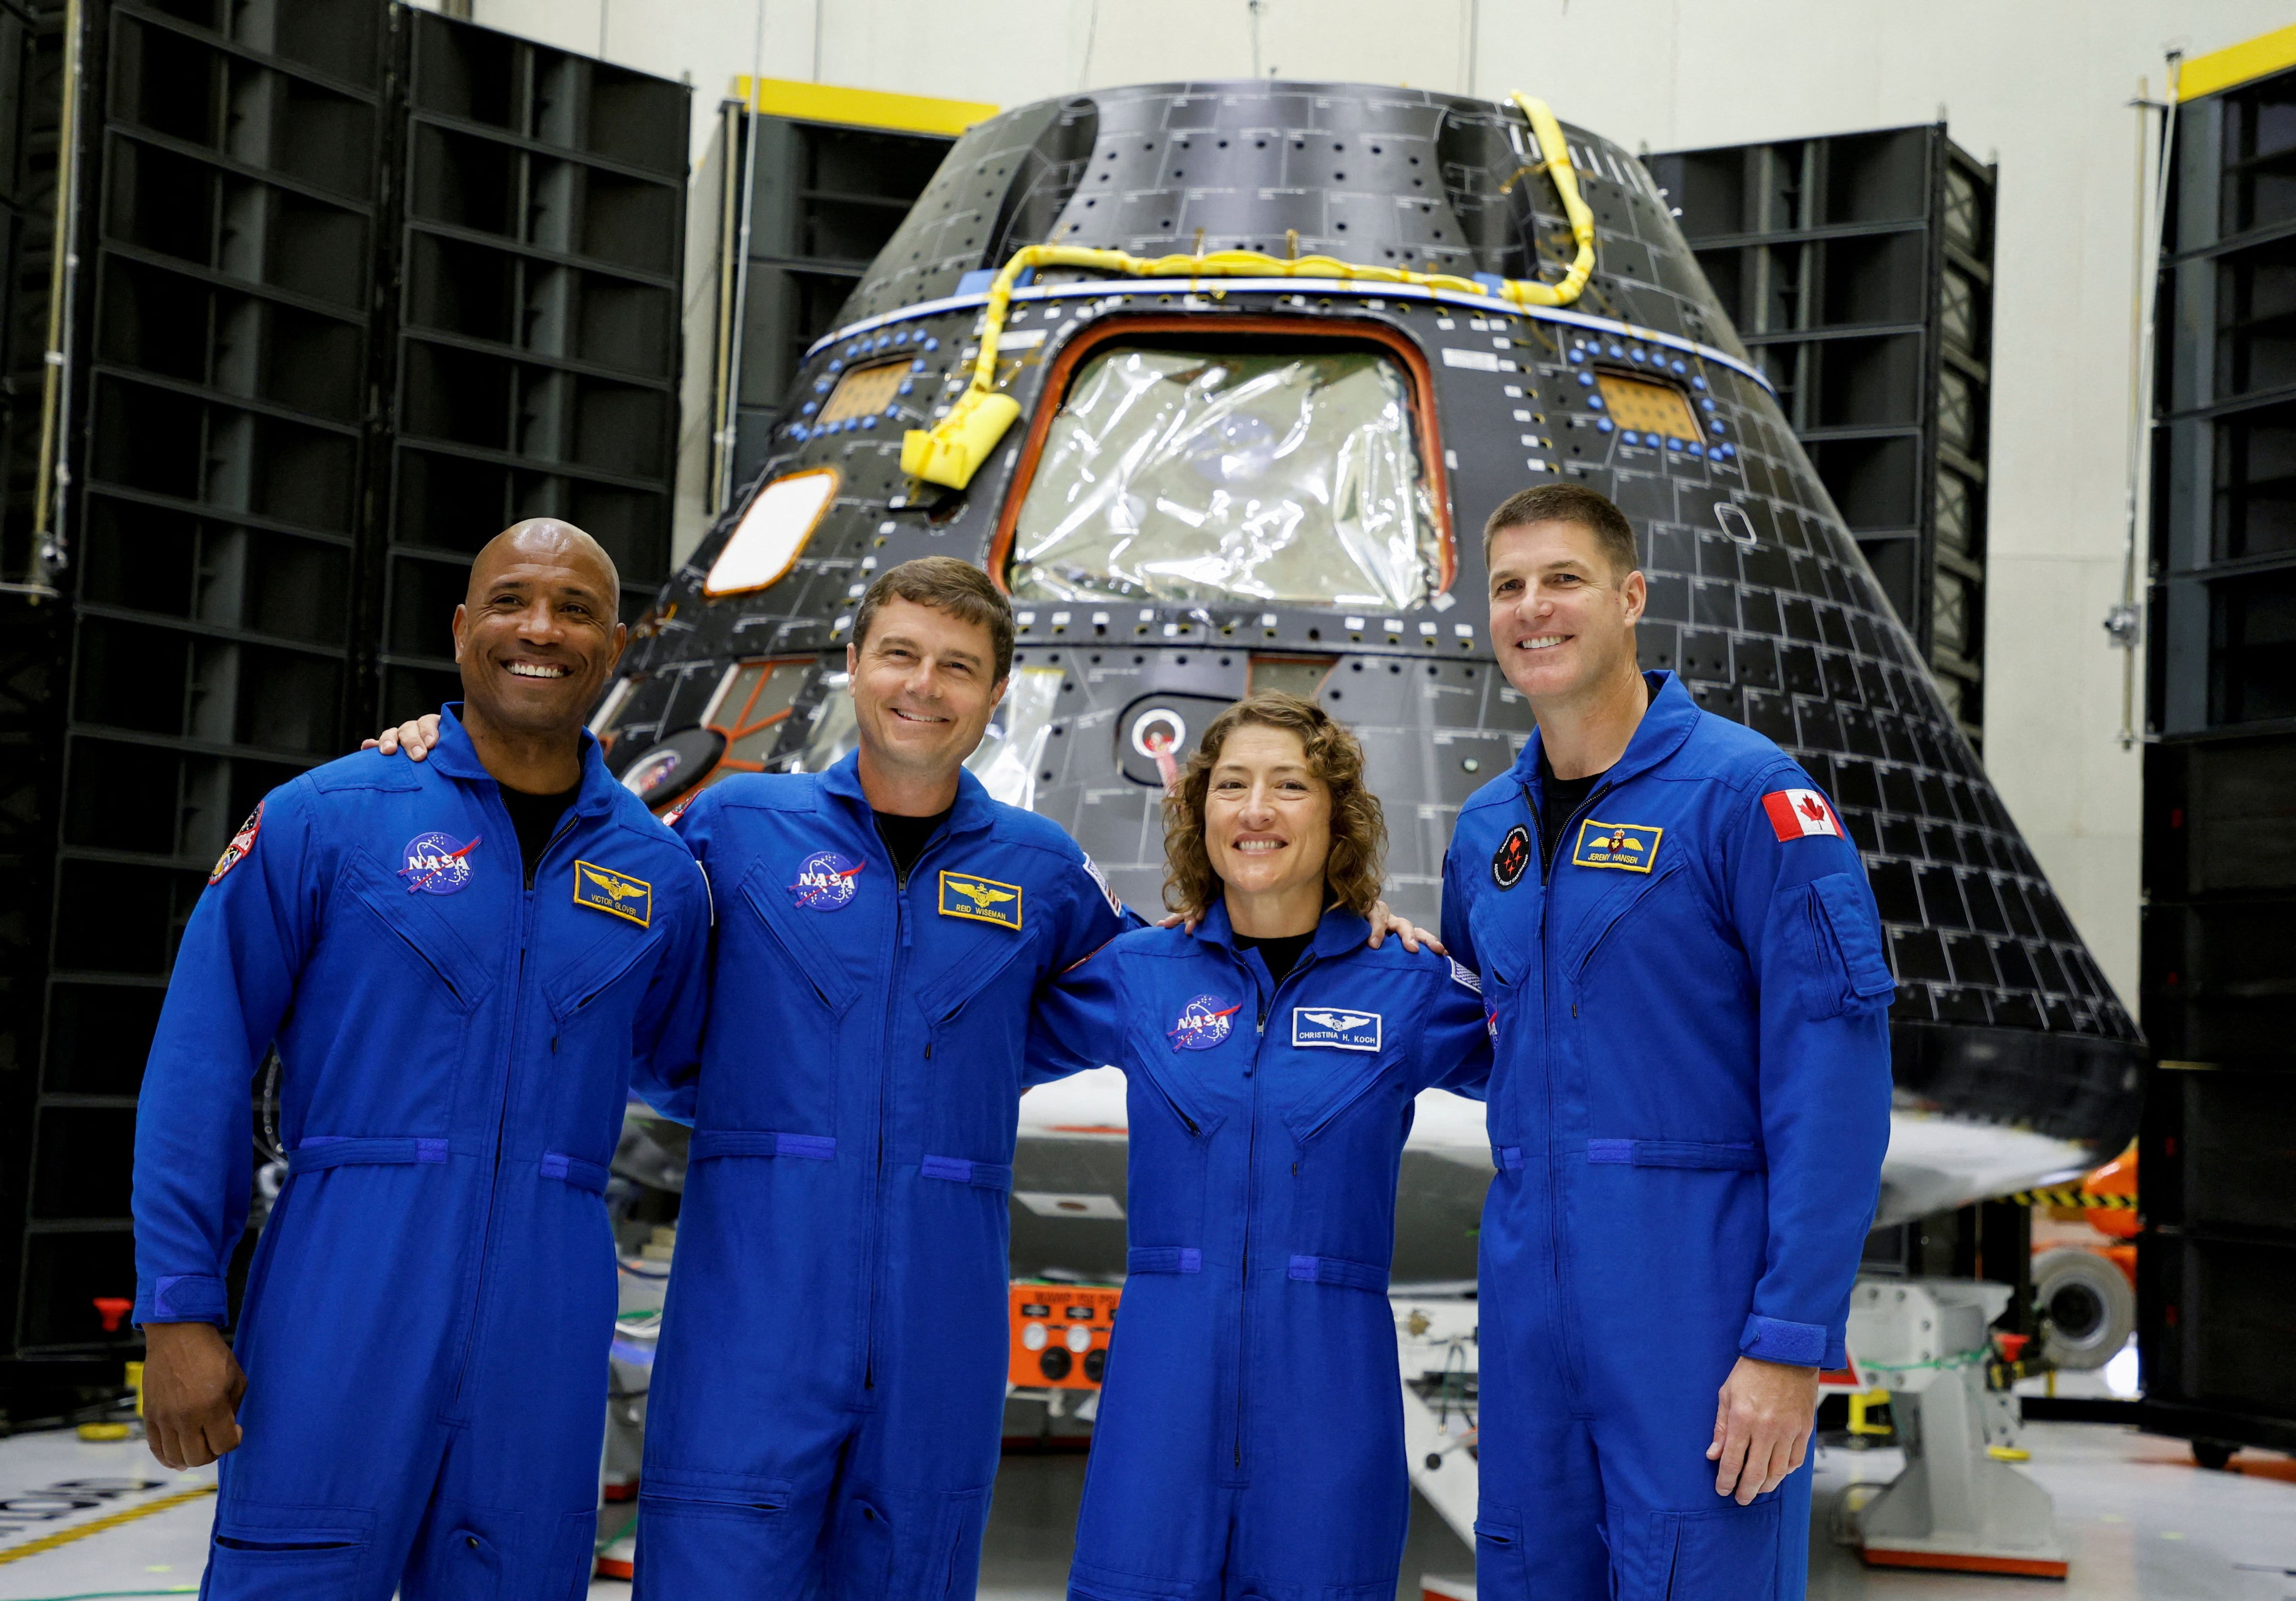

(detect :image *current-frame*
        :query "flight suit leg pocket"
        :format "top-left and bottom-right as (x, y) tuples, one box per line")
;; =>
(205, 1500), (374, 1599)
(634, 1470), (803, 1582)
(931, 1484), (993, 1599)
(1614, 1499), (1780, 1601)
(1472, 1506), (1531, 1599)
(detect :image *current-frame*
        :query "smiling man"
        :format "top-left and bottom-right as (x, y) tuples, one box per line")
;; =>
(131, 520), (710, 1599)
(629, 556), (1142, 1599)
(1441, 485), (1894, 1601)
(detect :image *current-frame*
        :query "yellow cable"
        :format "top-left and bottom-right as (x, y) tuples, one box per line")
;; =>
(899, 94), (1600, 489)
(0, 1484), (215, 1567)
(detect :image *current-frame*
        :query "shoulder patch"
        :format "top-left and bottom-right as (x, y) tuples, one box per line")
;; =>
(1079, 853), (1123, 917)
(1448, 957), (1482, 994)
(210, 801), (263, 884)
(1761, 788), (1841, 841)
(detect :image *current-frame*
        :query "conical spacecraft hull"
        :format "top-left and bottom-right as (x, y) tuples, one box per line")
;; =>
(604, 82), (2143, 1270)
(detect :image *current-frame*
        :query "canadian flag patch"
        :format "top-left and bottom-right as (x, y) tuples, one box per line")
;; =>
(1762, 788), (1841, 841)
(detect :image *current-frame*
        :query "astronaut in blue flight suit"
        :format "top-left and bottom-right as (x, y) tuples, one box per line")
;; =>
(131, 522), (711, 1600)
(1027, 693), (1491, 1601)
(625, 557), (1141, 1600)
(1441, 485), (1894, 1601)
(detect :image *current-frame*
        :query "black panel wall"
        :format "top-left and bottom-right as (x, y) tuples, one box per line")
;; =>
(382, 11), (687, 721)
(1650, 125), (1995, 747)
(718, 105), (950, 496)
(2139, 64), (2296, 1459)
(5, 2), (686, 1366)
(0, 0), (68, 1389)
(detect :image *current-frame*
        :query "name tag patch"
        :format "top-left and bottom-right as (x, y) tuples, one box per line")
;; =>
(574, 860), (653, 926)
(940, 871), (1023, 929)
(1571, 820), (1663, 873)
(1292, 1007), (1382, 1052)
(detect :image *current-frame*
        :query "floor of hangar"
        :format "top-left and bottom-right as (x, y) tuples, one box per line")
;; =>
(0, 1423), (2290, 1599)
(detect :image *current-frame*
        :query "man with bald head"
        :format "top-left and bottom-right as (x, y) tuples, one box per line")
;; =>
(130, 520), (711, 1599)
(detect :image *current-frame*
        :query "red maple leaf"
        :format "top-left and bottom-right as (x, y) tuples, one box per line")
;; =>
(1797, 794), (1827, 824)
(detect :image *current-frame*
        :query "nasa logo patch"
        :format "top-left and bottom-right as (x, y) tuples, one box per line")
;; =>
(1168, 994), (1240, 1052)
(1492, 823), (1531, 889)
(210, 801), (263, 885)
(790, 849), (863, 911)
(400, 831), (480, 895)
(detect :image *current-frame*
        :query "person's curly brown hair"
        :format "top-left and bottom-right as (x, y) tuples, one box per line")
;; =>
(1161, 691), (1388, 923)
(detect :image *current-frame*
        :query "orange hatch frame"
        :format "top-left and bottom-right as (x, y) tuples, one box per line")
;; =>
(983, 315), (1458, 602)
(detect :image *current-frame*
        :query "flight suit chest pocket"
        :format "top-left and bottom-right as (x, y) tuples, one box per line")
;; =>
(546, 925), (664, 1026)
(915, 933), (1037, 1154)
(736, 858), (859, 1016)
(342, 851), (490, 1014)
(1568, 859), (1687, 983)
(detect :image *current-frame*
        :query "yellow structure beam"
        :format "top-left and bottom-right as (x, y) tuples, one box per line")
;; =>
(732, 75), (996, 137)
(2178, 22), (2296, 101)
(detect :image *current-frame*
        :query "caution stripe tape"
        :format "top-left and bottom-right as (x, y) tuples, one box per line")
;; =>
(0, 1483), (215, 1567)
(2009, 1188), (2138, 1208)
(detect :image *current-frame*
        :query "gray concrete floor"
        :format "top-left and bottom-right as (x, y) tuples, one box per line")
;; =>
(1, 1419), (2289, 1598)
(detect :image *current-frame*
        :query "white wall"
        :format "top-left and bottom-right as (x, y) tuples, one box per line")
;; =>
(456, 0), (2286, 1006)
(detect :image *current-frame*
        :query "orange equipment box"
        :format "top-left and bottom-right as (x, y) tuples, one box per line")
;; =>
(1009, 1281), (1120, 1390)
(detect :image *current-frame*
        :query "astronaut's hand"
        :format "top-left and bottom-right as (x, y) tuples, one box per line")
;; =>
(1706, 1355), (1818, 1505)
(1363, 899), (1444, 955)
(363, 712), (443, 761)
(142, 1321), (247, 1471)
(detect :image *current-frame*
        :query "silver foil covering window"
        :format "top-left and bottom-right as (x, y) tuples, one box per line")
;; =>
(1006, 347), (1442, 611)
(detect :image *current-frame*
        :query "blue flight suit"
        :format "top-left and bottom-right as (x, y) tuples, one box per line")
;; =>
(635, 756), (1135, 1600)
(131, 708), (711, 1600)
(1025, 905), (1492, 1601)
(1442, 672), (1893, 1601)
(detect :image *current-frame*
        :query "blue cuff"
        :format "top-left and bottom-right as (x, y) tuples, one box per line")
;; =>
(137, 1273), (229, 1326)
(1739, 1313), (1837, 1368)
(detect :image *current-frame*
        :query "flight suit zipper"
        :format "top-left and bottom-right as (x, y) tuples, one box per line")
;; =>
(1529, 776), (1609, 1410)
(451, 797), (580, 1411)
(861, 822), (940, 1395)
(1229, 945), (1317, 1478)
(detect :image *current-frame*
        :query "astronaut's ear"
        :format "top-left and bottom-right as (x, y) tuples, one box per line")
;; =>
(1619, 568), (1648, 625)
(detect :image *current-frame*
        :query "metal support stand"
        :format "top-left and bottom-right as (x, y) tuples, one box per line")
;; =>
(1848, 1277), (2068, 1578)
(1395, 1295), (1482, 1595)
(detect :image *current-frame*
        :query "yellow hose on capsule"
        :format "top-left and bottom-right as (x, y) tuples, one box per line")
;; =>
(899, 93), (1598, 489)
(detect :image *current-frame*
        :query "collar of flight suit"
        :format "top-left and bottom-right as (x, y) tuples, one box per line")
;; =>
(1508, 669), (1702, 805)
(813, 747), (1002, 845)
(419, 702), (623, 821)
(1186, 898), (1374, 967)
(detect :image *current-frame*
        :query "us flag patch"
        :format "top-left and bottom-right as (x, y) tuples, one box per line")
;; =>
(1762, 788), (1840, 841)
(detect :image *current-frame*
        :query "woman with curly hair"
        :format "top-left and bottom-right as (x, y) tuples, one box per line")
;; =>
(1026, 689), (1491, 1601)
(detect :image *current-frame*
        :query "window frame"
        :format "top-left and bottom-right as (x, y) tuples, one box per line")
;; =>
(985, 315), (1457, 606)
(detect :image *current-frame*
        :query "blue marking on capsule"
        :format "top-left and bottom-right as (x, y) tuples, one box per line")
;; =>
(1596, 418), (1614, 433)
(1606, 343), (1625, 358)
(1568, 348), (1586, 363)
(1576, 371), (1594, 387)
(1671, 359), (1688, 374)
(1701, 398), (1717, 411)
(862, 416), (878, 430)
(1587, 395), (1604, 410)
(1621, 430), (1639, 445)
(789, 424), (808, 440)
(1688, 442), (1706, 457)
(924, 337), (940, 352)
(1711, 419), (1728, 433)
(827, 360), (844, 374)
(815, 379), (831, 394)
(801, 401), (818, 416)
(1629, 348), (1646, 363)
(1692, 375), (1708, 390)
(898, 380), (915, 395)
(912, 358), (927, 371)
